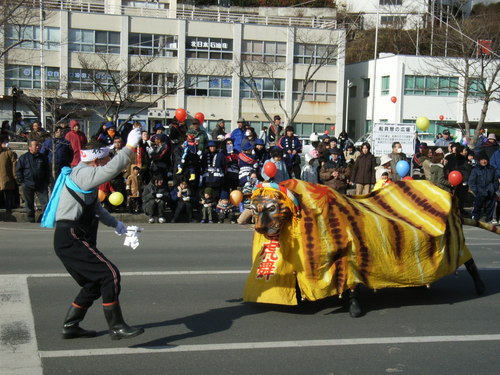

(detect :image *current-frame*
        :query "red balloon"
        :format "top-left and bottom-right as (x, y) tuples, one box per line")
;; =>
(263, 161), (277, 179)
(391, 96), (397, 103)
(439, 115), (444, 121)
(194, 112), (205, 124)
(448, 170), (463, 186)
(330, 126), (335, 130)
(402, 176), (414, 181)
(324, 130), (330, 134)
(175, 108), (187, 122)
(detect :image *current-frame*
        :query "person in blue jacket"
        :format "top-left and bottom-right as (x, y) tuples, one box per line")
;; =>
(231, 118), (246, 152)
(40, 126), (73, 180)
(468, 151), (499, 223)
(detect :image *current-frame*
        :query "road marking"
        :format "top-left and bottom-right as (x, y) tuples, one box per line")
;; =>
(9, 266), (499, 279)
(0, 275), (43, 375)
(39, 334), (500, 358)
(0, 226), (252, 233)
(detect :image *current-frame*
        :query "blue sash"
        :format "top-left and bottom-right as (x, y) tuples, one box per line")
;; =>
(40, 166), (95, 228)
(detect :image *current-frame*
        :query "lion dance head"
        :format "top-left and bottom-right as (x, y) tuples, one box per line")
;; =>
(250, 182), (300, 239)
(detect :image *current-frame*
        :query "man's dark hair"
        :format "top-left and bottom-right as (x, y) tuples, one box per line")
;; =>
(54, 126), (63, 134)
(133, 166), (140, 171)
(361, 142), (371, 151)
(83, 139), (107, 150)
(392, 141), (401, 149)
(270, 147), (283, 158)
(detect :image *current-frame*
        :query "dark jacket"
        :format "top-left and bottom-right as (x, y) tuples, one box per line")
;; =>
(201, 150), (225, 187)
(430, 163), (452, 193)
(16, 151), (50, 190)
(468, 164), (499, 197)
(350, 152), (376, 185)
(40, 137), (73, 172)
(142, 182), (169, 213)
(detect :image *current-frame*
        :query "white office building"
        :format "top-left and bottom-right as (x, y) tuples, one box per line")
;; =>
(345, 53), (500, 140)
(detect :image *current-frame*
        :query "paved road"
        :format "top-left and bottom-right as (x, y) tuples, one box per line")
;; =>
(0, 222), (499, 375)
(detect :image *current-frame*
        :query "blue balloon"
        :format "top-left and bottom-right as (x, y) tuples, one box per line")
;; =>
(396, 160), (410, 177)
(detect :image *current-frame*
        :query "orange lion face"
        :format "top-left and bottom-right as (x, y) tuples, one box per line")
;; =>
(250, 193), (292, 238)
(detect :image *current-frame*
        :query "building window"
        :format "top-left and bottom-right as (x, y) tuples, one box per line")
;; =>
(186, 37), (233, 60)
(349, 85), (357, 98)
(468, 78), (484, 97)
(363, 78), (370, 97)
(128, 72), (177, 95)
(186, 76), (232, 97)
(69, 29), (120, 54)
(129, 33), (178, 57)
(379, 0), (403, 5)
(242, 40), (286, 63)
(292, 80), (337, 102)
(381, 76), (390, 95)
(68, 68), (118, 92)
(6, 65), (60, 89)
(240, 78), (285, 100)
(6, 25), (60, 50)
(380, 16), (407, 26)
(294, 44), (337, 65)
(404, 75), (458, 96)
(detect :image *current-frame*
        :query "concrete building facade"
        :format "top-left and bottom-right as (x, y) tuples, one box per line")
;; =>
(1, 1), (344, 137)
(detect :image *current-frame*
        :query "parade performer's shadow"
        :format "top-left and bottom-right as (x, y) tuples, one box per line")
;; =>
(132, 269), (499, 348)
(327, 269), (500, 315)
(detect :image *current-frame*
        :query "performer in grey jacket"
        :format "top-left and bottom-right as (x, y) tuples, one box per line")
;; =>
(55, 128), (144, 340)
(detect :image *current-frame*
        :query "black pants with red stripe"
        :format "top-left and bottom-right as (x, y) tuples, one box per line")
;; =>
(54, 222), (121, 308)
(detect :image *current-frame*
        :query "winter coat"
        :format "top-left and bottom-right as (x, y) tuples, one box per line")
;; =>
(187, 128), (209, 153)
(430, 163), (452, 193)
(350, 152), (376, 185)
(201, 150), (225, 187)
(231, 127), (246, 152)
(475, 141), (499, 160)
(65, 128), (87, 167)
(278, 135), (302, 167)
(16, 151), (50, 190)
(301, 164), (319, 183)
(40, 137), (73, 172)
(142, 182), (169, 213)
(261, 158), (289, 183)
(126, 174), (143, 198)
(389, 152), (408, 181)
(0, 148), (17, 190)
(319, 162), (347, 190)
(490, 149), (500, 178)
(238, 151), (258, 185)
(468, 164), (499, 197)
(27, 129), (51, 143)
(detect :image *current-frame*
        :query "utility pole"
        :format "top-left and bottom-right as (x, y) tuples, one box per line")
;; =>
(39, 1), (46, 127)
(370, 1), (380, 134)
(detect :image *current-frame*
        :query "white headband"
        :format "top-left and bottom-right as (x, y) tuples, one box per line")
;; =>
(80, 147), (110, 162)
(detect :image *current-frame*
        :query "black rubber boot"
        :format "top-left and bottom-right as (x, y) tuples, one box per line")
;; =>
(103, 304), (144, 340)
(62, 305), (97, 339)
(464, 259), (486, 295)
(348, 286), (363, 318)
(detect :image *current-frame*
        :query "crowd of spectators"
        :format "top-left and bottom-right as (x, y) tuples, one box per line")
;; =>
(1, 114), (499, 225)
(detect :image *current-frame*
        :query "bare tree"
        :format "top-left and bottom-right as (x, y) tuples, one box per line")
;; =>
(1, 0), (39, 58)
(235, 28), (341, 130)
(430, 11), (500, 147)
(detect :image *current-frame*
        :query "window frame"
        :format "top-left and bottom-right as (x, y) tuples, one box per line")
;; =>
(6, 64), (60, 90)
(240, 78), (285, 100)
(294, 43), (337, 65)
(69, 29), (120, 54)
(186, 37), (233, 60)
(186, 75), (232, 97)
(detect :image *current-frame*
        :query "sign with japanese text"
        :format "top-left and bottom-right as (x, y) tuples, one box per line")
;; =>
(372, 123), (416, 157)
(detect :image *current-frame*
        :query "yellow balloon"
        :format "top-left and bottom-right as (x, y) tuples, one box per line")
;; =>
(416, 116), (430, 131)
(108, 192), (124, 206)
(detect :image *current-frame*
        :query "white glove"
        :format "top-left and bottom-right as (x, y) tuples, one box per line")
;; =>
(156, 193), (163, 198)
(126, 128), (142, 148)
(115, 221), (127, 235)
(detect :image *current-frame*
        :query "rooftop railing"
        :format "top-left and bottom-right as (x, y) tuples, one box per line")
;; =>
(37, 0), (337, 29)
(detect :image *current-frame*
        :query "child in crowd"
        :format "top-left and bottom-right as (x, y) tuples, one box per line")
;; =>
(373, 171), (393, 191)
(237, 172), (260, 224)
(200, 188), (216, 223)
(216, 191), (238, 224)
(261, 147), (289, 183)
(142, 174), (169, 223)
(170, 180), (193, 223)
(176, 134), (198, 181)
(300, 150), (319, 183)
(126, 166), (143, 213)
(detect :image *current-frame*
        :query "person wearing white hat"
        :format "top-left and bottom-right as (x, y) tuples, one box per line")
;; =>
(375, 154), (392, 181)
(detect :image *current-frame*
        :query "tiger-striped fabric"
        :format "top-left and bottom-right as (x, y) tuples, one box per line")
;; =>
(244, 180), (489, 306)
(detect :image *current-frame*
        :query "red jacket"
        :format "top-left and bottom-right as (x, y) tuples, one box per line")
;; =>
(65, 128), (87, 166)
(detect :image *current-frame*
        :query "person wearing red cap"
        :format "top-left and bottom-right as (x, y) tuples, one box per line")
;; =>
(65, 120), (87, 167)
